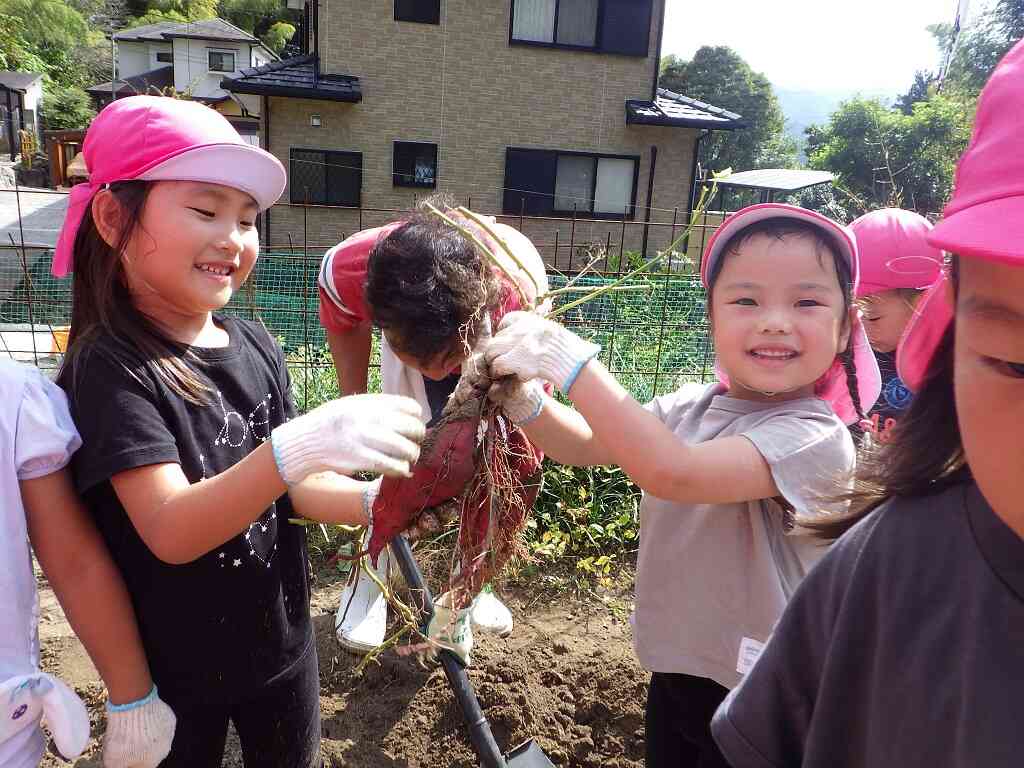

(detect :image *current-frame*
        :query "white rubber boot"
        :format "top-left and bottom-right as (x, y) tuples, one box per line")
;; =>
(335, 527), (389, 653)
(469, 584), (513, 638)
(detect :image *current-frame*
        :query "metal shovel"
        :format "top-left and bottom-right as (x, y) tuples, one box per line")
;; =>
(389, 535), (556, 768)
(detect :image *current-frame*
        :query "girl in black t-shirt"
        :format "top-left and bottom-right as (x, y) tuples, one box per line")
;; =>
(51, 96), (425, 767)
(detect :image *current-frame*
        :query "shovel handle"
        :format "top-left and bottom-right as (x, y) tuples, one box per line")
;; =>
(389, 536), (508, 768)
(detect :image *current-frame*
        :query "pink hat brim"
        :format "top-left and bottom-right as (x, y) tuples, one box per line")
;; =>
(896, 273), (953, 392)
(927, 195), (1024, 266)
(701, 203), (859, 288)
(139, 143), (286, 212)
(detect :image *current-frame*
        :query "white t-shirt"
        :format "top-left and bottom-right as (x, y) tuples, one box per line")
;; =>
(0, 360), (81, 768)
(635, 382), (855, 689)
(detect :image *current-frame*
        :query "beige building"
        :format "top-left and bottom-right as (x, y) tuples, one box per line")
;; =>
(223, 0), (745, 265)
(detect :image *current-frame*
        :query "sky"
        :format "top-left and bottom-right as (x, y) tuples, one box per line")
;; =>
(661, 0), (965, 94)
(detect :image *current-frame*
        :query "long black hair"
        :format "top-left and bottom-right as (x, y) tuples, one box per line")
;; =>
(365, 197), (502, 364)
(806, 258), (967, 540)
(57, 181), (213, 405)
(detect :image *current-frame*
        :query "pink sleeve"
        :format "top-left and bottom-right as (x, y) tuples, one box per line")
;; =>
(317, 224), (400, 334)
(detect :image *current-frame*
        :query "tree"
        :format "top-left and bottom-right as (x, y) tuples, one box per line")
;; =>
(992, 0), (1024, 44)
(0, 15), (49, 74)
(42, 81), (96, 128)
(803, 94), (973, 219)
(658, 53), (687, 94)
(262, 20), (295, 54)
(895, 70), (936, 115)
(659, 46), (798, 174)
(931, 0), (1023, 96)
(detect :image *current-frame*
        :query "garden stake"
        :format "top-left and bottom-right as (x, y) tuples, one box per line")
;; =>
(390, 535), (555, 768)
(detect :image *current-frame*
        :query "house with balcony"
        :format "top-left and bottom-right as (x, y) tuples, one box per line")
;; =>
(87, 18), (277, 143)
(222, 0), (746, 258)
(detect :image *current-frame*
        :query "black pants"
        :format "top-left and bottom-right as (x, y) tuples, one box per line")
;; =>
(646, 672), (731, 768)
(160, 641), (322, 768)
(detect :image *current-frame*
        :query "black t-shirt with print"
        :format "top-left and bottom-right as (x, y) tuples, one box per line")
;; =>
(65, 316), (312, 701)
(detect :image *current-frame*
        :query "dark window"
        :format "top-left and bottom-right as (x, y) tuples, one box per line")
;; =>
(503, 147), (638, 218)
(289, 148), (362, 206)
(509, 0), (651, 55)
(395, 0), (440, 23)
(156, 51), (172, 63)
(208, 51), (235, 72)
(393, 141), (437, 187)
(599, 0), (653, 55)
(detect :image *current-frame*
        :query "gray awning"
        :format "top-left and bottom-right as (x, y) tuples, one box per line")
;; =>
(221, 55), (361, 103)
(626, 88), (746, 130)
(715, 169), (834, 193)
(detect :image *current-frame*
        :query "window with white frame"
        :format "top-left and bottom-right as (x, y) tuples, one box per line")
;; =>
(208, 51), (236, 73)
(512, 0), (597, 46)
(156, 51), (172, 63)
(509, 0), (653, 56)
(503, 147), (638, 217)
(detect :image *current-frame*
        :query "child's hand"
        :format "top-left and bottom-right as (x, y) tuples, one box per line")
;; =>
(102, 687), (176, 768)
(272, 394), (426, 484)
(487, 376), (546, 425)
(485, 311), (600, 394)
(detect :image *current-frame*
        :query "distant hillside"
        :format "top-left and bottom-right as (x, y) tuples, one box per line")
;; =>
(777, 87), (896, 159)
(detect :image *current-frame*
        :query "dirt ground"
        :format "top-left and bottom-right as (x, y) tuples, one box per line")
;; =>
(38, 566), (648, 767)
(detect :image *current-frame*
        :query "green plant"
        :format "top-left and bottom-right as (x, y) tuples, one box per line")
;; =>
(41, 81), (96, 130)
(285, 342), (382, 412)
(525, 462), (640, 586)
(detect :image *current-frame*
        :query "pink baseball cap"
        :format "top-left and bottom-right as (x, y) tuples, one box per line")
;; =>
(850, 208), (942, 297)
(898, 38), (1024, 391)
(52, 95), (286, 277)
(701, 203), (881, 425)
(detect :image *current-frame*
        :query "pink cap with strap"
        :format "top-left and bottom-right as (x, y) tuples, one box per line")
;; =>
(850, 208), (942, 297)
(701, 203), (881, 425)
(898, 38), (1024, 391)
(52, 95), (286, 277)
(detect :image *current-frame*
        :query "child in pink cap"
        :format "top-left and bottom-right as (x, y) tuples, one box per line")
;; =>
(851, 208), (942, 443)
(712, 38), (1024, 768)
(482, 203), (878, 768)
(52, 96), (427, 767)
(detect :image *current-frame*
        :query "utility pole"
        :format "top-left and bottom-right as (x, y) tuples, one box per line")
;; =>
(92, 0), (127, 102)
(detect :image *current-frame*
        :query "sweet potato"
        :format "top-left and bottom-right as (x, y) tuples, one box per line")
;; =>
(367, 393), (484, 564)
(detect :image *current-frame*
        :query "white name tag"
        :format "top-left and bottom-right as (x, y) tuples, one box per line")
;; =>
(736, 637), (766, 675)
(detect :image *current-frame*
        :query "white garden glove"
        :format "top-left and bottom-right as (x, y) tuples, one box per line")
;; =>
(487, 377), (546, 425)
(485, 311), (600, 394)
(427, 592), (474, 666)
(102, 687), (176, 768)
(271, 394), (425, 485)
(0, 673), (89, 761)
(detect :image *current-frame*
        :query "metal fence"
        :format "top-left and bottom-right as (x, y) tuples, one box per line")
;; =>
(0, 197), (728, 410)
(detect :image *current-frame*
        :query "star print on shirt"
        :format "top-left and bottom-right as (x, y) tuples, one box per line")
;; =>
(213, 391), (274, 448)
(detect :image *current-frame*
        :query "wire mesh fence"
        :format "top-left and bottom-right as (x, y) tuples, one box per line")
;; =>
(0, 201), (725, 409)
